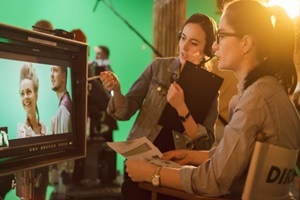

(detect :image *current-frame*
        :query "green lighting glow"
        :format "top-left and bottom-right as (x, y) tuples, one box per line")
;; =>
(0, 37), (11, 43)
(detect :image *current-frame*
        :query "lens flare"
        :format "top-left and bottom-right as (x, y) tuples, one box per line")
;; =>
(268, 0), (300, 19)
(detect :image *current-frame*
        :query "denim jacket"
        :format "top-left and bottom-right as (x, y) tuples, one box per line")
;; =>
(107, 57), (218, 150)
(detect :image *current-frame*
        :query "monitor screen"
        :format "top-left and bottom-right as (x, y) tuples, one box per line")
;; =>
(0, 59), (73, 139)
(0, 23), (87, 176)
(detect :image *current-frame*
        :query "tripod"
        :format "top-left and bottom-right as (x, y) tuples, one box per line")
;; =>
(15, 170), (42, 200)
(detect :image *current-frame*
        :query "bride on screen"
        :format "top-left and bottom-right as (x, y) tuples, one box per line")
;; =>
(17, 63), (49, 200)
(18, 63), (47, 138)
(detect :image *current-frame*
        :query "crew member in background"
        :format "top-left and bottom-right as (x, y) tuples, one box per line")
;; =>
(90, 45), (118, 142)
(71, 30), (118, 185)
(93, 45), (113, 72)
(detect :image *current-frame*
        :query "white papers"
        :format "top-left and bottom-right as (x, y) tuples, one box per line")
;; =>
(107, 136), (162, 160)
(107, 137), (181, 168)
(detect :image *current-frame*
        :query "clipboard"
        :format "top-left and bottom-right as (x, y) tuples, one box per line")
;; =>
(158, 61), (224, 133)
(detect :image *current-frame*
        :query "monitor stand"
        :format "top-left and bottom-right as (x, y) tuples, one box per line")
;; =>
(15, 170), (42, 200)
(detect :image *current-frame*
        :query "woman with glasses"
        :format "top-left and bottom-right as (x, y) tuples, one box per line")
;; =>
(125, 0), (300, 198)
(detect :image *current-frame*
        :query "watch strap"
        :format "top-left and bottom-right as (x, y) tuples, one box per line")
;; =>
(151, 167), (162, 187)
(155, 166), (162, 176)
(179, 111), (191, 122)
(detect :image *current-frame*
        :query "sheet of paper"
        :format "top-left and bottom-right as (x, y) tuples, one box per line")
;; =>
(107, 136), (163, 160)
(107, 137), (181, 168)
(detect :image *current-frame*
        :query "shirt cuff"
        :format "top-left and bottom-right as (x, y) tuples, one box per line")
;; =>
(180, 165), (198, 194)
(183, 123), (208, 140)
(184, 124), (209, 149)
(107, 96), (128, 119)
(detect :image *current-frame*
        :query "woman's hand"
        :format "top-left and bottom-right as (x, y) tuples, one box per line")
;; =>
(100, 71), (121, 92)
(167, 82), (185, 112)
(163, 149), (209, 166)
(163, 149), (194, 165)
(167, 82), (198, 139)
(125, 159), (156, 182)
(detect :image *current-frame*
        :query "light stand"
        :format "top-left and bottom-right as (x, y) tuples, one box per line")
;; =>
(92, 0), (163, 57)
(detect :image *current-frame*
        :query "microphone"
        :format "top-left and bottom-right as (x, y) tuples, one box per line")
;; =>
(197, 56), (215, 68)
(190, 52), (215, 67)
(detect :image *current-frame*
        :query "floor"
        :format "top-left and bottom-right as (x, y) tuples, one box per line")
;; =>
(4, 175), (123, 200)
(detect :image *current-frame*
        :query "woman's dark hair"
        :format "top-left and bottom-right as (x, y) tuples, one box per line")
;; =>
(178, 13), (217, 58)
(98, 45), (110, 58)
(224, 0), (297, 95)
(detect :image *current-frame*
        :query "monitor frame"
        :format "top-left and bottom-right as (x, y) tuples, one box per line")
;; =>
(0, 23), (88, 176)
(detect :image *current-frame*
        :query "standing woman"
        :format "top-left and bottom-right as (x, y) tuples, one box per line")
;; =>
(125, 0), (300, 199)
(18, 63), (48, 200)
(101, 13), (218, 200)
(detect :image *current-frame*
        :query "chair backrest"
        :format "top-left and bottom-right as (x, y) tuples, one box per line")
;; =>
(242, 141), (299, 200)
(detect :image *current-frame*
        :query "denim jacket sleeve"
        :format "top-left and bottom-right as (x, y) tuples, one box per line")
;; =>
(174, 92), (218, 150)
(107, 59), (156, 120)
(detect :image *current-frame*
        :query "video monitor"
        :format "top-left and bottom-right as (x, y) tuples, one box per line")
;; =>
(0, 23), (88, 176)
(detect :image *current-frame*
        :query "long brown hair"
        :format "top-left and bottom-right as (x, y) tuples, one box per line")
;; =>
(179, 13), (217, 58)
(224, 0), (297, 95)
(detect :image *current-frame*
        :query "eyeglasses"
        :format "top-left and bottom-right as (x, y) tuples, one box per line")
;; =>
(216, 32), (242, 45)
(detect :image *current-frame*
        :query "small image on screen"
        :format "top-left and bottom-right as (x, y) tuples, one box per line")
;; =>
(0, 58), (73, 142)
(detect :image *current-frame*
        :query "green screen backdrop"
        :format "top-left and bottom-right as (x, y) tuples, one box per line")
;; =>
(0, 0), (218, 199)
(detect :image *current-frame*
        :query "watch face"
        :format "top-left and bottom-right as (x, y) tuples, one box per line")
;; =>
(151, 174), (160, 187)
(179, 116), (185, 122)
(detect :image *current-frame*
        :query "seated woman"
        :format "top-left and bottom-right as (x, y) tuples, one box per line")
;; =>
(125, 0), (300, 199)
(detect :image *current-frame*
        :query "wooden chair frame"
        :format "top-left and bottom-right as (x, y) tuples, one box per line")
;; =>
(139, 182), (236, 200)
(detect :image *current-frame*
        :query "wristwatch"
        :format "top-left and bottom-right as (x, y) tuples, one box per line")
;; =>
(151, 167), (162, 187)
(179, 111), (191, 122)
